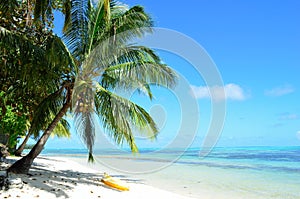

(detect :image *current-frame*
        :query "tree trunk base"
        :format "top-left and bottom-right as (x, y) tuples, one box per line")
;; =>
(7, 156), (33, 174)
(14, 151), (22, 157)
(0, 170), (9, 190)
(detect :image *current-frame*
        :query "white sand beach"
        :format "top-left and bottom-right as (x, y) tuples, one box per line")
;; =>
(0, 156), (196, 199)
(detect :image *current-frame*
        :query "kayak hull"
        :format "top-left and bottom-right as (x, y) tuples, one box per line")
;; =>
(101, 174), (130, 191)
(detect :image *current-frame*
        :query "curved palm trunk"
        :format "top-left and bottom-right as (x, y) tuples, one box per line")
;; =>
(8, 90), (72, 174)
(14, 132), (31, 156)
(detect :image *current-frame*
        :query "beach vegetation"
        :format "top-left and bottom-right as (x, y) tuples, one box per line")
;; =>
(0, 91), (29, 153)
(0, 0), (72, 155)
(5, 0), (177, 174)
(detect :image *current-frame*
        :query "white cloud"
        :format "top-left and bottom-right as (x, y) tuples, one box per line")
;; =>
(191, 83), (247, 101)
(190, 85), (210, 99)
(265, 85), (294, 97)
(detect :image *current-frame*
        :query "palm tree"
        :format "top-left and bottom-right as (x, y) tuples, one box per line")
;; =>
(8, 0), (177, 174)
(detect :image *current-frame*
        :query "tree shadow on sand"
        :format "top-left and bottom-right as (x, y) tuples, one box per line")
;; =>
(1, 156), (143, 198)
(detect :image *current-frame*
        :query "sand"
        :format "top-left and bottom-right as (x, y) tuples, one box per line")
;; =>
(0, 156), (195, 199)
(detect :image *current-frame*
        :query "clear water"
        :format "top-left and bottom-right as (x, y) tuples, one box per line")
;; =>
(180, 146), (300, 172)
(39, 146), (300, 175)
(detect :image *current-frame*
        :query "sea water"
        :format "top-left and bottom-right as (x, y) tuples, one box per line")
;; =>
(174, 146), (300, 198)
(41, 146), (300, 198)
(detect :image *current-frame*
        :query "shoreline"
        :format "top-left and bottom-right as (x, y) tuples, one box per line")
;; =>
(1, 148), (300, 199)
(0, 156), (195, 199)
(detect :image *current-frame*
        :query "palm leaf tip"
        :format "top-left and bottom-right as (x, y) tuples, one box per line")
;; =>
(131, 142), (139, 153)
(88, 152), (95, 163)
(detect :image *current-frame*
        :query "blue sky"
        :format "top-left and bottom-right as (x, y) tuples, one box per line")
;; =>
(42, 0), (300, 149)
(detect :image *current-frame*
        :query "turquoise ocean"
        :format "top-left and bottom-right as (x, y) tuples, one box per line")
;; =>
(39, 146), (300, 198)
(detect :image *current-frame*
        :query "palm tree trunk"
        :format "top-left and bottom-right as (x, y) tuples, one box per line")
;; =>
(14, 132), (31, 156)
(8, 89), (72, 174)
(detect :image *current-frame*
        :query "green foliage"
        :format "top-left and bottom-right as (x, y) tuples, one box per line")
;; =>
(0, 91), (28, 152)
(33, 0), (72, 29)
(0, 0), (71, 29)
(0, 1), (73, 152)
(94, 84), (158, 152)
(0, 1), (62, 113)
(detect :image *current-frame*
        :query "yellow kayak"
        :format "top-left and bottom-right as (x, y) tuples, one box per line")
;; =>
(101, 173), (130, 191)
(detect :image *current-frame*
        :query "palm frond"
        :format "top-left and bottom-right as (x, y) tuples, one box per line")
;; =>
(74, 111), (96, 159)
(30, 86), (65, 138)
(0, 27), (50, 92)
(110, 0), (128, 17)
(0, 0), (18, 17)
(33, 0), (44, 22)
(87, 0), (111, 55)
(112, 6), (153, 38)
(94, 84), (158, 152)
(101, 45), (177, 94)
(63, 0), (91, 60)
(52, 118), (71, 138)
(62, 0), (72, 32)
(0, 27), (46, 62)
(101, 70), (154, 99)
(46, 35), (77, 76)
(107, 61), (177, 87)
(103, 0), (111, 23)
(91, 5), (153, 49)
(1, 26), (75, 104)
(88, 152), (95, 162)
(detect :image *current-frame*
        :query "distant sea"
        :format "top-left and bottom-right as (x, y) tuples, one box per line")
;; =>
(40, 146), (300, 173)
(39, 146), (300, 198)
